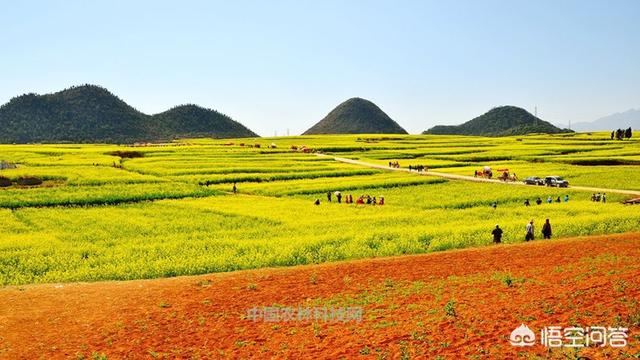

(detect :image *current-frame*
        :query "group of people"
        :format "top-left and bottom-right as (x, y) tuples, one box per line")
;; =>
(408, 165), (428, 172)
(355, 194), (385, 205)
(492, 218), (553, 244)
(388, 161), (401, 168)
(315, 191), (385, 206)
(591, 193), (607, 203)
(492, 195), (570, 210)
(523, 195), (570, 206)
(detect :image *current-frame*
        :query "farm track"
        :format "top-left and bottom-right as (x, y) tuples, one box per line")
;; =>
(325, 154), (640, 196)
(1, 232), (638, 359)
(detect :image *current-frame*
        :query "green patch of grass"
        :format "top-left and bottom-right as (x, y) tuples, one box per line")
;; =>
(444, 300), (456, 317)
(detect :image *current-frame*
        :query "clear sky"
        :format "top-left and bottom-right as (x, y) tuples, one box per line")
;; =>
(2, 0), (639, 135)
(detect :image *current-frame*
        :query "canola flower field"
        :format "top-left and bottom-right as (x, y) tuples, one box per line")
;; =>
(1, 132), (640, 285)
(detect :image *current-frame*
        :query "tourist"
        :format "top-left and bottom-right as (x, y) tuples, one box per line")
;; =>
(542, 219), (552, 240)
(492, 224), (503, 244)
(525, 220), (535, 241)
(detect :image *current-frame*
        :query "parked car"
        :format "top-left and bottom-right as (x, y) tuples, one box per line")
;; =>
(523, 176), (544, 186)
(544, 176), (569, 188)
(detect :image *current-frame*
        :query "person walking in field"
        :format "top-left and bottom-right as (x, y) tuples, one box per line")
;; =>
(327, 191), (332, 202)
(524, 199), (530, 207)
(492, 224), (503, 244)
(232, 182), (237, 194)
(525, 220), (535, 241)
(491, 201), (498, 210)
(564, 194), (569, 202)
(542, 219), (552, 239)
(314, 199), (320, 206)
(536, 197), (543, 205)
(602, 193), (607, 203)
(546, 196), (553, 204)
(336, 191), (342, 204)
(378, 196), (385, 205)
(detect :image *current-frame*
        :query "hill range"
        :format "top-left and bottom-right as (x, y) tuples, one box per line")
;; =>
(0, 85), (257, 143)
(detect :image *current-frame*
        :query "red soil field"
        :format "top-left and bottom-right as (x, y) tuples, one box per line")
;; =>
(1, 233), (639, 359)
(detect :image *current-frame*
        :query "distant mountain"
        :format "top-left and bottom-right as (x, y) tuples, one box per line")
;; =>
(557, 109), (640, 132)
(424, 106), (572, 136)
(303, 97), (408, 135)
(0, 85), (257, 143)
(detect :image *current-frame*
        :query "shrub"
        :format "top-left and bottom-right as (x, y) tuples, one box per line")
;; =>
(107, 150), (144, 158)
(16, 177), (43, 186)
(0, 176), (11, 187)
(444, 300), (456, 317)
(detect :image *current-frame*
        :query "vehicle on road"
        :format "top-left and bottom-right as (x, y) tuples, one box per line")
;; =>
(497, 168), (518, 182)
(545, 176), (569, 188)
(475, 166), (493, 179)
(523, 176), (544, 186)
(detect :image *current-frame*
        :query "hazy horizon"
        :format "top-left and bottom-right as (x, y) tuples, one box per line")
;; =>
(2, 0), (639, 136)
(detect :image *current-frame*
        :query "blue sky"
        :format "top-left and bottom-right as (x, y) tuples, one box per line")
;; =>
(1, 0), (639, 135)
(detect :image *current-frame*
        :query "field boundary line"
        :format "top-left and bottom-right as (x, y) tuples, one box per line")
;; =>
(319, 154), (640, 196)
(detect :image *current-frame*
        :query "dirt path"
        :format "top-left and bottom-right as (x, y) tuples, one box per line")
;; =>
(1, 233), (639, 359)
(324, 154), (640, 196)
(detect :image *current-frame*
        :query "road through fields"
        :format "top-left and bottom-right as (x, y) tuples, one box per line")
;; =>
(323, 154), (640, 197)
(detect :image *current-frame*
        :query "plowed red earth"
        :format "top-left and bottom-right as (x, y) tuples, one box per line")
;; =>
(1, 234), (639, 359)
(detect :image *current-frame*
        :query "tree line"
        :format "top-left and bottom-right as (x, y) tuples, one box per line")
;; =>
(611, 128), (632, 140)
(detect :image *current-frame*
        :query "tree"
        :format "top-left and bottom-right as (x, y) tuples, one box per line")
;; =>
(625, 127), (632, 140)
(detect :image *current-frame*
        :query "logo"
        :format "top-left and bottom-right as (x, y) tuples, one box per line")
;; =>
(510, 324), (536, 346)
